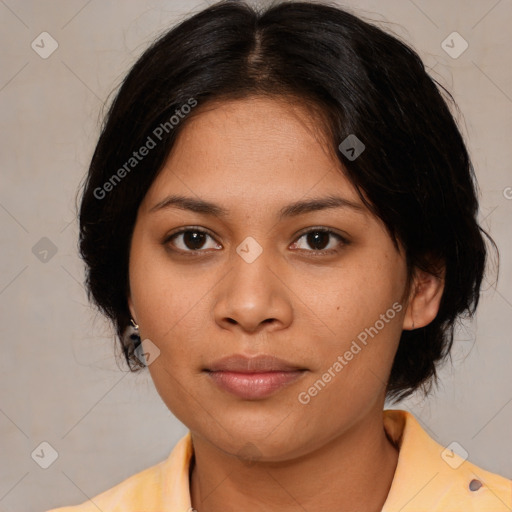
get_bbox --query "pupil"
[182,231,330,251]
[184,231,206,250]
[308,231,329,250]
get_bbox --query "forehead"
[141,96,363,214]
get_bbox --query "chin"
[202,420,310,462]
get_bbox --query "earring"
[129,318,145,367]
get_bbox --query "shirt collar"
[162,409,511,511]
[381,409,511,511]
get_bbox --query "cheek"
[312,254,405,336]
[128,240,226,380]
[295,307,403,424]
[133,274,211,354]
[129,233,200,342]
[299,253,405,386]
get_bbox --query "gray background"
[0,1,511,511]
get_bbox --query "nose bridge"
[229,234,276,302]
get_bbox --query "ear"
[402,266,445,330]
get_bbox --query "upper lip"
[206,354,306,373]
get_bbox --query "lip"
[206,354,306,373]
[204,354,307,400]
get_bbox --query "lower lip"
[207,370,305,399]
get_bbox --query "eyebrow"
[148,193,366,219]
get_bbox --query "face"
[128,96,412,461]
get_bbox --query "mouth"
[204,354,308,400]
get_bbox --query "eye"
[163,226,348,257]
[164,227,221,254]
[290,228,348,255]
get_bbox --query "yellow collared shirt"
[46,409,512,511]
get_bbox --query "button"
[469,479,483,491]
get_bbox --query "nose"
[213,241,293,334]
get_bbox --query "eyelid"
[294,225,348,240]
[291,226,349,254]
[163,226,220,253]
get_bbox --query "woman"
[46,1,511,511]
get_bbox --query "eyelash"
[162,226,348,257]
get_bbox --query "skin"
[127,96,444,512]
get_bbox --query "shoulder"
[44,460,167,512]
[382,409,512,511]
[44,431,193,512]
[452,455,512,507]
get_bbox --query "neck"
[189,410,399,512]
